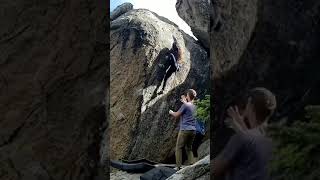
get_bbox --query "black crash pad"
[110,160,155,173]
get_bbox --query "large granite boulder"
[175,0,210,49]
[0,0,107,179]
[110,8,210,162]
[197,139,210,160]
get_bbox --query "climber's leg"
[160,67,176,93]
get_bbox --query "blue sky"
[110,0,196,39]
[111,0,135,11]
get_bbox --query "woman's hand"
[169,109,182,119]
[180,95,187,103]
[227,106,248,132]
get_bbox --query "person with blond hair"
[169,89,197,170]
[213,87,277,180]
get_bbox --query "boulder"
[210,0,259,78]
[110,8,210,162]
[197,139,210,159]
[175,0,256,51]
[0,0,107,179]
[175,0,210,49]
[166,155,210,180]
[110,3,134,21]
[209,0,259,156]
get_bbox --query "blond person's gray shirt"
[217,128,273,180]
[177,102,196,131]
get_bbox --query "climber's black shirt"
[166,53,178,71]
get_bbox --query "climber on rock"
[212,87,277,180]
[157,37,183,95]
[169,89,197,170]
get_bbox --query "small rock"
[111,3,134,21]
[166,155,210,180]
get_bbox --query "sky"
[110,0,196,39]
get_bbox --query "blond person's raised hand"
[227,106,248,132]
[180,95,187,104]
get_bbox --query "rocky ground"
[167,155,210,180]
[110,169,142,180]
[109,155,210,180]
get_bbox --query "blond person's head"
[186,89,197,101]
[244,87,277,124]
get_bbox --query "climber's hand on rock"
[169,110,174,115]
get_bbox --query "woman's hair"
[247,87,277,123]
[171,42,183,63]
[187,89,197,100]
[177,47,183,63]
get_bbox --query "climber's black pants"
[162,66,176,90]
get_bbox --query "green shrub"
[269,105,320,180]
[195,95,210,123]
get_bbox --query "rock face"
[166,155,210,180]
[210,0,259,78]
[110,8,210,162]
[197,139,210,159]
[211,0,320,155]
[175,0,257,51]
[175,0,210,49]
[0,0,107,180]
[110,2,133,21]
